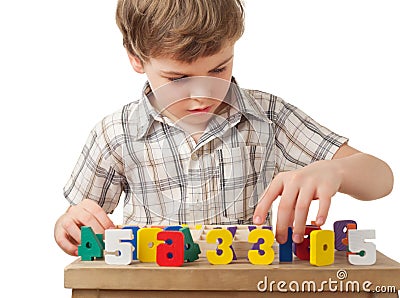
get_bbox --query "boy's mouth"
[188,106,212,113]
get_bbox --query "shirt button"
[195,202,202,210]
[191,153,198,161]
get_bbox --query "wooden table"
[65,251,400,297]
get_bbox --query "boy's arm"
[54,199,115,256]
[253,143,393,244]
[56,111,126,256]
[331,144,393,200]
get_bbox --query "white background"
[0,1,399,296]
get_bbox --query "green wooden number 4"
[180,227,201,262]
[78,226,105,261]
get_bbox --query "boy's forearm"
[334,152,393,201]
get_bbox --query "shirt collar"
[134,77,271,139]
[134,82,160,139]
[228,77,271,123]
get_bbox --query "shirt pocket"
[216,145,266,220]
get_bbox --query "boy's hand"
[253,159,342,244]
[54,199,115,256]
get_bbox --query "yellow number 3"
[206,229,233,264]
[248,229,275,265]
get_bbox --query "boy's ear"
[127,51,145,74]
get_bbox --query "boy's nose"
[189,82,212,100]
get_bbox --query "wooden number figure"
[122,226,140,260]
[226,226,238,260]
[180,227,201,262]
[163,226,182,231]
[310,230,335,266]
[333,220,357,251]
[248,226,272,253]
[248,228,275,265]
[156,231,184,267]
[137,227,163,262]
[279,227,293,262]
[206,229,233,264]
[104,229,133,265]
[294,225,320,260]
[348,229,376,265]
[341,223,358,256]
[78,226,104,261]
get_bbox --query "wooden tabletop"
[65,251,400,296]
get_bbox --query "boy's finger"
[253,177,284,224]
[63,215,84,245]
[292,187,314,243]
[315,194,331,226]
[81,199,115,229]
[288,210,295,229]
[55,229,78,256]
[69,205,105,235]
[275,186,298,244]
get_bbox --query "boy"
[54,0,393,256]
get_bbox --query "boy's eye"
[168,76,187,82]
[166,67,226,82]
[211,67,226,74]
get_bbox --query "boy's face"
[128,45,234,129]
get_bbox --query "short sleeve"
[63,114,127,213]
[272,96,348,172]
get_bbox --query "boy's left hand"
[253,159,342,244]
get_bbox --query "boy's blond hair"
[116,0,245,63]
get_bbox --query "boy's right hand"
[54,199,115,256]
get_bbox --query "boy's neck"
[173,120,207,144]
[191,132,203,144]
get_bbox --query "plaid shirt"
[64,79,348,226]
